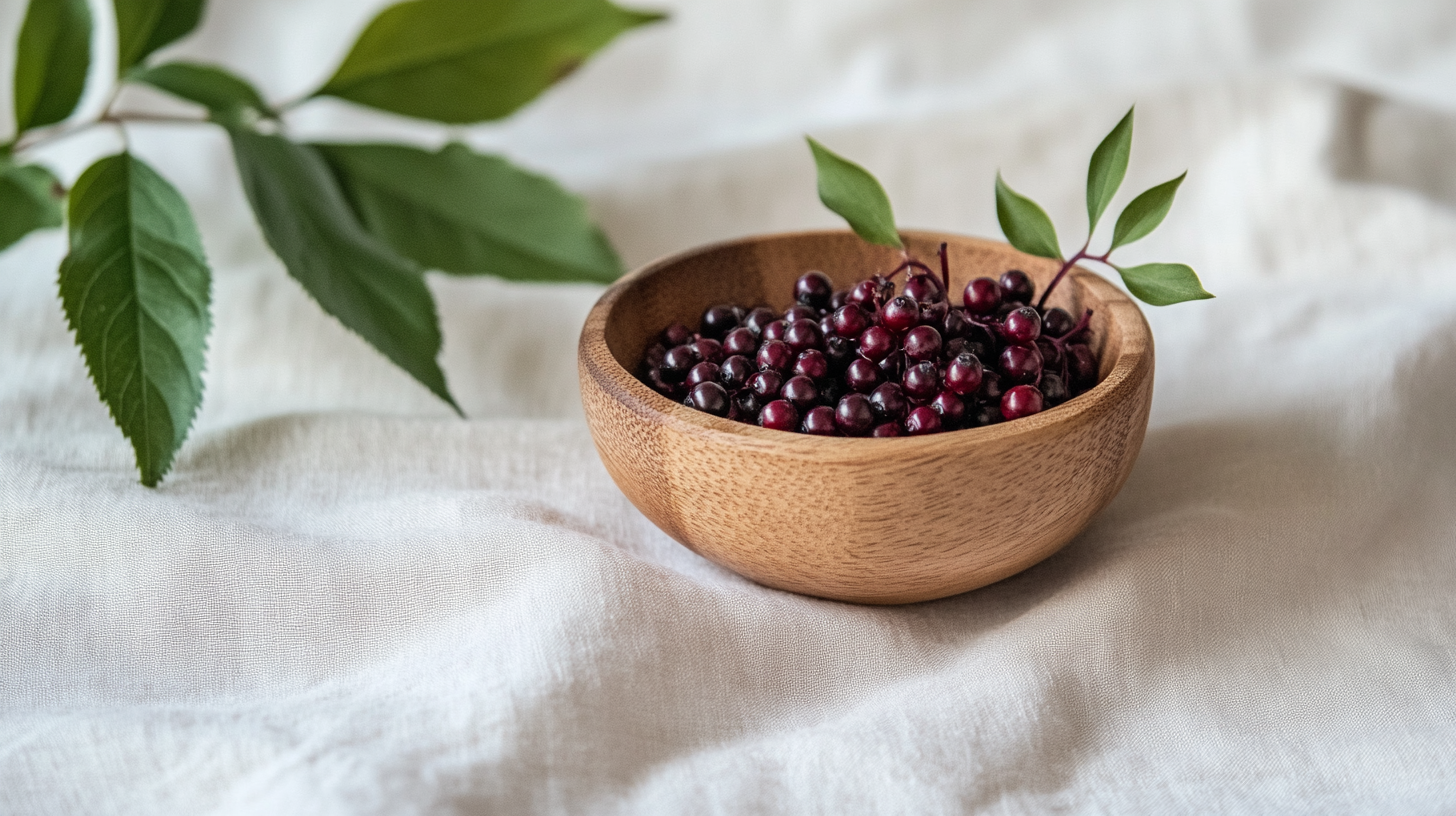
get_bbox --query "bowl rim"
[580,229,1152,464]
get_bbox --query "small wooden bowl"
[578,231,1153,604]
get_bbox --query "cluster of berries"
[638,248,1099,436]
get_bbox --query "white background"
[3,0,1455,813]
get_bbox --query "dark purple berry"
[802,405,837,435]
[848,279,881,309]
[719,355,754,390]
[882,295,919,333]
[857,325,895,362]
[877,349,906,381]
[918,300,949,328]
[759,399,799,431]
[819,315,836,339]
[663,322,694,347]
[644,343,667,369]
[1067,344,1098,389]
[903,325,942,362]
[729,389,762,422]
[700,305,739,339]
[963,278,1002,315]
[662,345,696,381]
[784,305,819,325]
[869,383,908,421]
[903,360,939,401]
[780,375,819,409]
[722,327,757,357]
[824,335,854,370]
[978,370,1004,401]
[930,391,965,427]
[646,367,677,395]
[686,382,729,416]
[904,406,942,435]
[762,319,788,342]
[903,273,944,304]
[835,393,875,436]
[794,270,834,309]
[871,422,902,437]
[1042,307,1076,338]
[757,339,793,372]
[1035,338,1062,370]
[829,290,850,310]
[845,358,881,393]
[1001,384,1044,419]
[1040,372,1069,406]
[1002,307,1041,345]
[784,319,824,353]
[687,361,720,387]
[793,349,829,380]
[748,370,783,399]
[693,337,725,364]
[945,352,983,395]
[942,308,971,340]
[999,344,1043,384]
[971,403,1002,427]
[819,377,845,406]
[832,304,870,337]
[743,307,777,336]
[999,270,1034,304]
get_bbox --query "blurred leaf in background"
[1,0,664,485]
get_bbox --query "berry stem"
[938,242,950,296]
[1036,241,1111,310]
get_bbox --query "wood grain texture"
[578,231,1154,605]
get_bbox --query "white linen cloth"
[3,0,1456,812]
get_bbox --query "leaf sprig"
[805,108,1213,309]
[995,107,1212,308]
[1,0,664,485]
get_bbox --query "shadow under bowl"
[578,231,1153,604]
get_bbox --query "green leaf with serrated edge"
[1086,106,1133,233]
[1110,172,1186,251]
[316,0,665,124]
[130,62,270,122]
[1115,262,1213,306]
[59,154,211,486]
[227,128,459,413]
[14,0,92,131]
[115,0,206,72]
[995,172,1060,260]
[317,142,620,282]
[0,161,64,250]
[805,136,901,248]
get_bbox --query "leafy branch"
[1,0,664,486]
[805,106,1213,309]
[994,107,1212,307]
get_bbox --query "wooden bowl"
[578,231,1153,604]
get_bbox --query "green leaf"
[995,172,1060,260]
[316,0,665,124]
[1115,262,1213,306]
[114,0,206,72]
[58,153,211,486]
[129,62,270,123]
[0,159,64,251]
[13,0,93,132]
[227,128,459,412]
[317,142,621,283]
[805,136,901,249]
[1086,106,1133,233]
[1110,172,1186,251]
